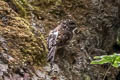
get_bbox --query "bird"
[47,19,77,66]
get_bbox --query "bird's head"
[61,19,77,31]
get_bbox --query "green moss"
[14,17,48,65]
[29,0,62,9]
[9,0,62,19]
[0,13,48,66]
[11,0,27,17]
[0,0,49,66]
[10,0,34,18]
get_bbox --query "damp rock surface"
[0,0,120,80]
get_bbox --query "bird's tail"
[47,31,58,65]
[47,46,57,63]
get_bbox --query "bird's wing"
[56,30,73,46]
[47,30,59,63]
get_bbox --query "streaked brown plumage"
[47,19,76,64]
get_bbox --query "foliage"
[91,53,120,68]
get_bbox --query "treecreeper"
[47,19,77,67]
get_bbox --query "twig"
[103,65,112,80]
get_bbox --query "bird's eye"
[69,22,75,25]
